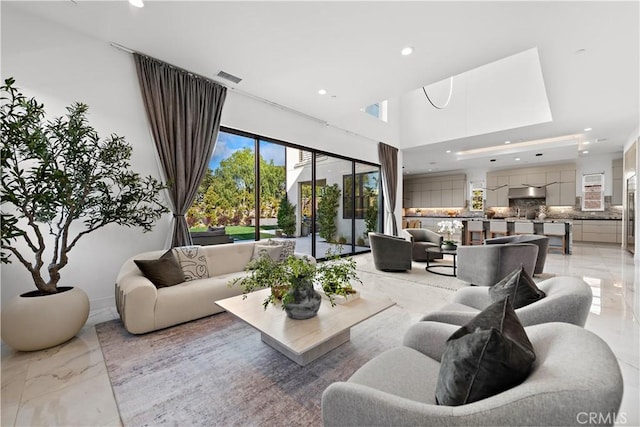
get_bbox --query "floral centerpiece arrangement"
[437,220,463,248]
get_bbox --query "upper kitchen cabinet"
[612,158,623,205]
[487,163,576,207]
[560,170,577,206]
[402,174,466,208]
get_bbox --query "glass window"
[189,127,381,259]
[258,140,287,239]
[188,131,257,241]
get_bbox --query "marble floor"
[1,242,639,427]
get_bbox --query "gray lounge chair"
[321,322,622,426]
[456,243,538,286]
[402,228,443,262]
[421,275,593,327]
[484,234,549,275]
[368,232,412,272]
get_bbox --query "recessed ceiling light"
[318,89,327,95]
[583,141,591,145]
[401,47,413,56]
[446,150,451,153]
[584,127,592,132]
[582,150,589,154]
[514,157,521,161]
[129,0,144,7]
[504,140,511,144]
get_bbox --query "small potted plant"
[437,220,463,250]
[229,246,361,318]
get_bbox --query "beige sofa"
[115,240,299,334]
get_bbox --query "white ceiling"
[5,1,639,176]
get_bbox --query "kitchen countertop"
[403,215,621,221]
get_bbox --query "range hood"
[508,187,546,199]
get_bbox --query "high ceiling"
[4,1,639,175]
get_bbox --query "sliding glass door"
[190,127,382,260]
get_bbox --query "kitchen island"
[460,219,573,254]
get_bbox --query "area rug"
[96,305,415,427]
[354,252,468,291]
[353,253,554,289]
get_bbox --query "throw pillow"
[134,250,184,288]
[172,246,209,281]
[435,297,536,406]
[207,226,226,236]
[489,265,546,309]
[251,243,283,263]
[267,239,296,262]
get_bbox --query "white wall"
[1,5,395,309]
[575,153,621,197]
[1,6,172,310]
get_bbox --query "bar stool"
[514,221,534,235]
[489,221,508,238]
[543,223,566,254]
[466,221,485,245]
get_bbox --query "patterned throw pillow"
[251,243,283,263]
[267,239,296,262]
[171,246,209,281]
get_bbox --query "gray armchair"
[485,234,549,275]
[321,322,623,426]
[368,232,412,272]
[457,243,538,286]
[402,228,443,262]
[421,276,593,327]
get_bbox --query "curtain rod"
[110,42,379,143]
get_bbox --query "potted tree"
[363,200,378,246]
[0,78,168,351]
[276,194,296,237]
[317,184,340,242]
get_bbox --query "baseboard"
[91,295,116,311]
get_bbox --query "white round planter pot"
[1,286,90,352]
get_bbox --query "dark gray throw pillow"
[435,298,536,406]
[134,250,185,288]
[489,265,546,309]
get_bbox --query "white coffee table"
[216,288,395,366]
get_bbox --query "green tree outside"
[188,148,285,229]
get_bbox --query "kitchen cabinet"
[579,220,619,243]
[487,164,576,208]
[571,220,582,241]
[560,170,576,206]
[402,174,466,208]
[486,176,498,206]
[559,181,576,206]
[612,158,623,205]
[441,189,452,207]
[496,176,509,206]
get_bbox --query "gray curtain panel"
[134,54,227,247]
[378,142,399,236]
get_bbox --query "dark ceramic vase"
[441,243,457,251]
[284,278,321,320]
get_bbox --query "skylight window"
[363,100,388,122]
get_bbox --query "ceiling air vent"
[216,70,242,84]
